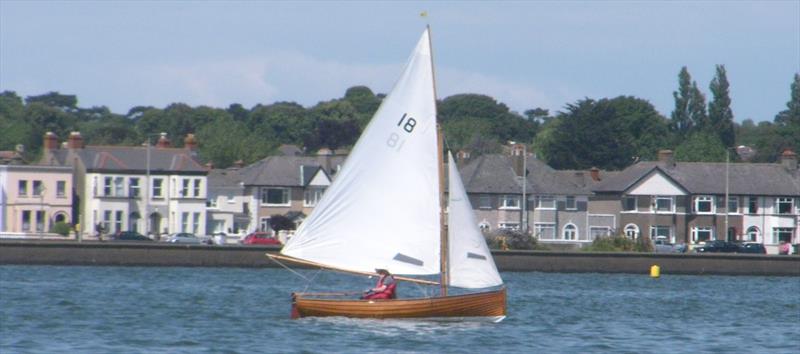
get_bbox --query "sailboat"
[268,27,506,321]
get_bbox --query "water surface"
[1,266,798,353]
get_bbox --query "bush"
[50,222,71,237]
[582,234,653,252]
[486,229,549,250]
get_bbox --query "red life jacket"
[364,275,397,300]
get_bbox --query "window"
[35,210,45,232]
[114,210,123,233]
[152,178,163,198]
[536,196,555,209]
[104,177,113,196]
[193,179,201,197]
[694,196,713,213]
[304,188,324,207]
[103,210,112,232]
[776,198,793,214]
[114,177,124,197]
[624,224,639,238]
[623,196,637,212]
[654,196,673,212]
[534,223,555,240]
[262,188,290,206]
[500,195,520,209]
[181,179,190,197]
[129,178,140,198]
[18,180,28,196]
[745,226,760,242]
[563,224,577,240]
[773,228,793,244]
[748,197,758,214]
[21,210,31,231]
[260,217,271,232]
[499,222,519,230]
[650,225,672,243]
[565,196,576,210]
[478,195,491,209]
[54,181,65,198]
[692,226,714,243]
[192,212,200,234]
[727,196,739,214]
[181,212,189,232]
[33,180,44,196]
[589,227,611,240]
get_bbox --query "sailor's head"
[375,268,391,276]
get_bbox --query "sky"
[1,1,798,123]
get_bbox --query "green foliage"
[708,65,735,147]
[485,229,548,250]
[582,235,653,252]
[674,131,727,162]
[197,116,275,168]
[269,214,296,232]
[535,96,671,170]
[50,221,72,237]
[670,66,693,137]
[438,94,537,151]
[688,81,708,131]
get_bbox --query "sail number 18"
[386,113,416,151]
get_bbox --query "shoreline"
[1,240,798,276]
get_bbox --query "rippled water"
[1,266,798,353]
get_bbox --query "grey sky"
[1,1,798,122]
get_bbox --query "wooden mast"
[427,24,448,297]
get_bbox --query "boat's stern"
[290,293,300,319]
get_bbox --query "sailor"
[361,268,397,300]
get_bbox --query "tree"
[439,94,536,151]
[343,86,381,128]
[708,65,735,147]
[670,67,693,137]
[674,131,727,162]
[775,73,800,126]
[688,81,708,131]
[269,214,296,232]
[197,116,274,168]
[534,96,671,170]
[25,92,78,112]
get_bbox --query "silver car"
[164,232,202,244]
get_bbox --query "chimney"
[205,161,214,170]
[658,149,674,167]
[590,167,601,181]
[156,132,170,148]
[67,131,84,149]
[233,160,244,169]
[509,142,526,177]
[184,133,198,151]
[781,149,797,171]
[43,132,58,150]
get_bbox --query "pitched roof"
[458,154,603,195]
[207,168,244,190]
[594,161,800,196]
[239,154,346,187]
[47,146,207,174]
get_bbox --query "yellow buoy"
[650,264,661,278]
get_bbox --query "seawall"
[1,240,798,276]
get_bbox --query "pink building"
[0,164,73,236]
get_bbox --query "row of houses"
[1,132,798,253]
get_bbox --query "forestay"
[281,29,441,275]
[446,153,504,288]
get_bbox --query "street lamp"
[39,185,46,239]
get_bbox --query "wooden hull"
[292,288,506,321]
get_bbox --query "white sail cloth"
[281,29,441,275]
[447,153,504,288]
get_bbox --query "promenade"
[1,240,797,276]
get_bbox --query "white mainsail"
[281,29,441,275]
[447,153,504,288]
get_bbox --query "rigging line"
[302,268,324,293]
[268,253,311,282]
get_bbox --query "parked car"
[241,232,281,245]
[653,237,686,253]
[163,232,202,244]
[737,242,767,254]
[112,231,152,241]
[694,240,739,253]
